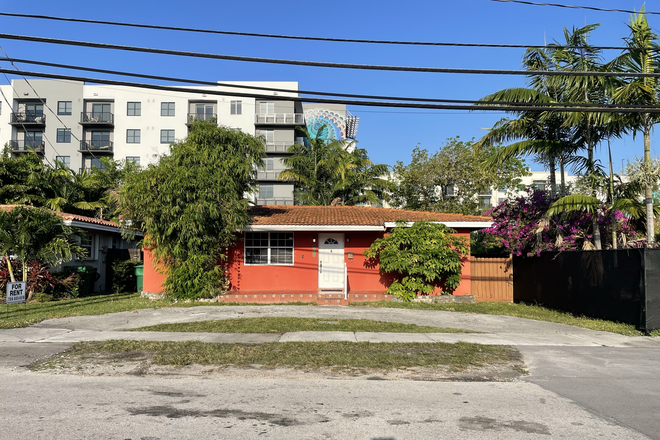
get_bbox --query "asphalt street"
[1,305,658,439]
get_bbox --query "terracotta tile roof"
[248,205,490,227]
[0,205,121,229]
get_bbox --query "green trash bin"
[134,265,144,292]
[65,265,97,296]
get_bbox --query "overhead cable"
[0,11,633,50]
[1,33,659,77]
[492,0,660,15]
[2,57,642,109]
[3,67,660,113]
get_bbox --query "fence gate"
[470,256,513,302]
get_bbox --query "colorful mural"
[303,109,347,141]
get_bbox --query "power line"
[3,67,660,113]
[491,0,660,15]
[0,47,100,164]
[1,33,659,77]
[0,11,633,50]
[2,57,646,109]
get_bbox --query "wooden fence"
[470,256,513,302]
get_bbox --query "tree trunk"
[548,157,557,198]
[608,140,617,249]
[5,255,15,283]
[645,122,655,245]
[560,158,566,196]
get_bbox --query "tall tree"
[611,10,660,244]
[279,129,388,206]
[119,121,265,299]
[391,137,529,215]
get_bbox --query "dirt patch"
[29,350,526,382]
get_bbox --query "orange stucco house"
[143,205,492,304]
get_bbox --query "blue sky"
[0,0,656,173]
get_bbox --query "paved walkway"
[1,305,659,348]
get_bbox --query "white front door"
[318,233,345,289]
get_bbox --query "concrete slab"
[354,332,434,343]
[279,331,357,342]
[425,333,516,345]
[201,333,281,344]
[0,327,72,343]
[494,333,603,346]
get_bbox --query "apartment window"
[244,232,293,265]
[259,184,273,199]
[55,156,70,168]
[90,157,106,170]
[127,102,141,116]
[25,131,43,147]
[161,102,175,116]
[259,102,274,114]
[57,101,72,115]
[0,101,2,114]
[498,198,507,204]
[126,129,141,144]
[230,100,242,115]
[265,158,274,171]
[258,129,274,143]
[479,196,492,209]
[56,128,71,143]
[532,180,545,191]
[126,156,141,166]
[160,129,175,143]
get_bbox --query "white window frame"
[230,100,242,115]
[244,232,294,266]
[259,102,274,115]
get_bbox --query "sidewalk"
[1,305,659,348]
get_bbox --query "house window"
[244,232,293,265]
[230,100,242,115]
[76,234,95,260]
[55,156,70,168]
[126,156,140,165]
[56,128,71,143]
[160,129,175,143]
[126,129,141,143]
[532,180,545,191]
[259,185,273,199]
[479,196,492,209]
[57,101,72,115]
[259,102,274,115]
[161,102,175,116]
[127,102,141,116]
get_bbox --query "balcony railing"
[10,140,45,153]
[10,113,46,125]
[257,171,283,181]
[255,198,295,206]
[80,112,114,125]
[263,140,304,153]
[186,113,217,124]
[254,113,305,125]
[79,140,114,153]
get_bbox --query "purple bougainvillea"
[482,189,642,256]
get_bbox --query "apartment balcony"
[9,140,44,154]
[254,113,304,125]
[10,113,46,126]
[255,198,294,206]
[80,112,114,126]
[79,140,114,154]
[263,140,304,153]
[186,113,217,125]
[257,171,283,181]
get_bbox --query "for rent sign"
[6,282,26,304]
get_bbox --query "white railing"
[263,140,304,153]
[255,113,305,124]
[257,171,281,180]
[255,198,294,206]
[344,262,348,300]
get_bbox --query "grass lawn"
[33,340,518,372]
[354,301,658,337]
[133,317,473,334]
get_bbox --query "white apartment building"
[478,170,578,210]
[0,79,358,206]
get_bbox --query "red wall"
[143,229,472,297]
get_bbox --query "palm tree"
[610,10,660,244]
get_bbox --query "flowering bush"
[483,189,640,256]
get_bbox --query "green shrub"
[112,260,139,293]
[364,221,469,301]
